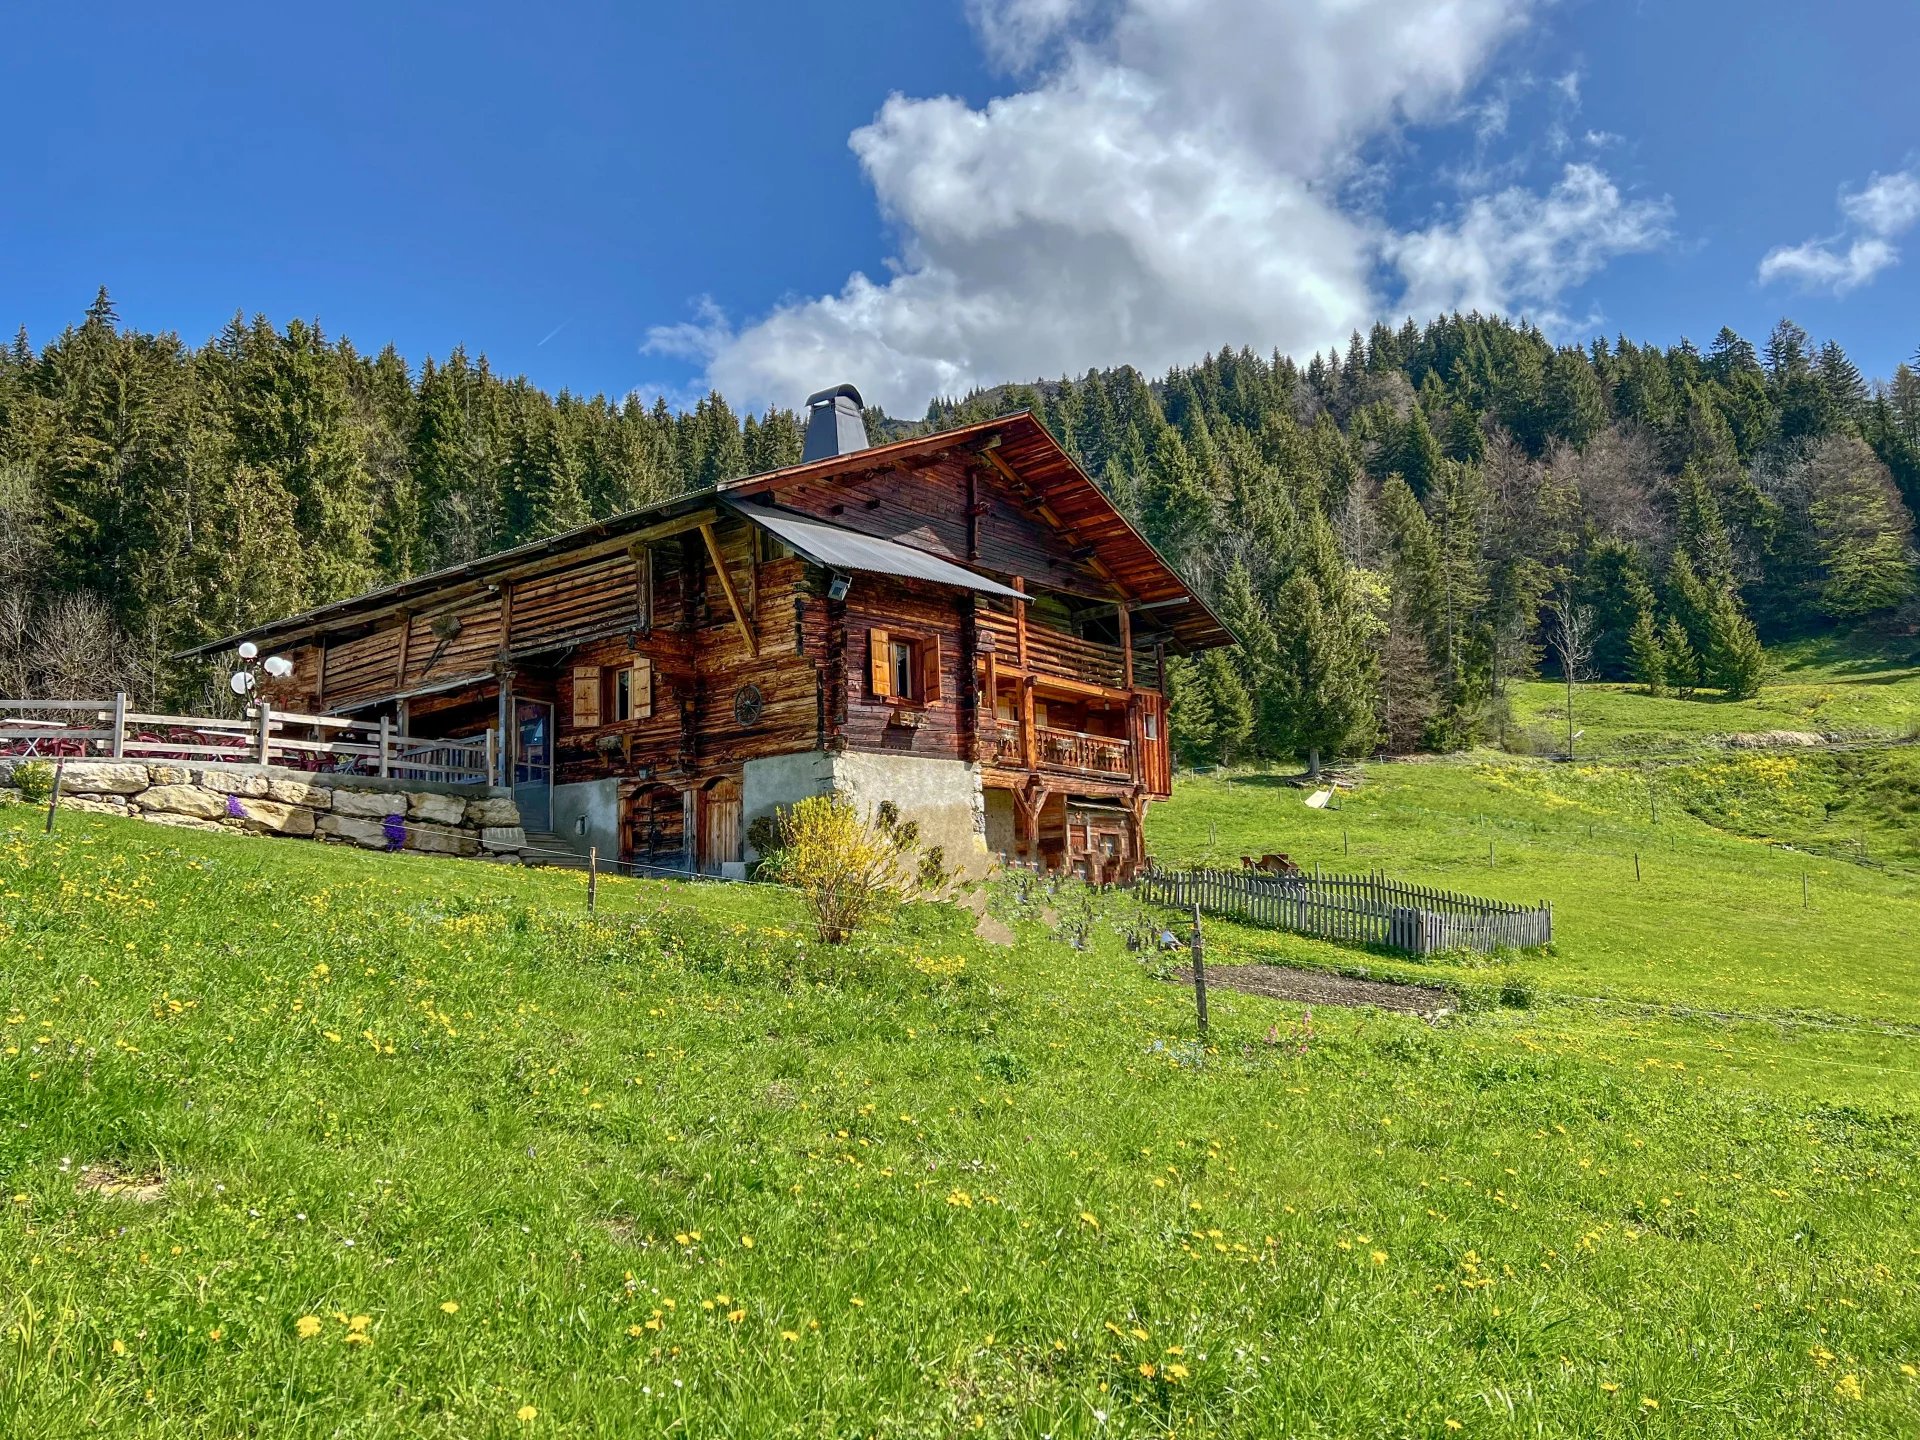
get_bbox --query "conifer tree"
[1627,608,1667,695]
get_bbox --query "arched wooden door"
[697,774,742,875]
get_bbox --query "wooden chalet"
[188,387,1232,881]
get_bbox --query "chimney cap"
[805,383,864,410]
[801,382,870,462]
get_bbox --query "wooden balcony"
[981,723,1132,781]
[977,610,1157,693]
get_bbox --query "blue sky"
[5,1,1916,416]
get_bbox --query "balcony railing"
[982,723,1132,779]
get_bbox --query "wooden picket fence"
[1134,865,1551,957]
[0,695,495,786]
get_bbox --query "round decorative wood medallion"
[732,683,765,726]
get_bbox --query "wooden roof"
[723,412,1234,651]
[185,411,1232,659]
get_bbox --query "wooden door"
[698,775,742,874]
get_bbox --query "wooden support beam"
[699,522,758,657]
[1013,576,1029,670]
[1020,676,1037,772]
[1117,602,1133,690]
[394,613,412,686]
[500,583,514,651]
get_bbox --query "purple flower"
[225,794,245,820]
[383,813,406,851]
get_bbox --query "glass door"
[513,699,553,832]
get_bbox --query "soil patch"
[1166,964,1449,1016]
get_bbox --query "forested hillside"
[3,289,1916,762]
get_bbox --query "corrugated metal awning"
[734,504,1028,601]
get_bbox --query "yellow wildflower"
[516,1405,538,1422]
[440,1301,459,1314]
[295,1316,322,1339]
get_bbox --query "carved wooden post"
[110,692,127,759]
[377,715,391,778]
[255,706,274,765]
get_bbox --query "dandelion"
[1833,1374,1863,1402]
[1371,1250,1388,1265]
[516,1405,539,1422]
[740,1234,755,1249]
[1138,1363,1156,1378]
[781,1330,800,1342]
[1640,1397,1659,1410]
[1164,1364,1189,1381]
[342,1331,371,1347]
[726,1308,745,1323]
[440,1301,459,1314]
[295,1316,322,1339]
[347,1315,371,1333]
[111,1339,127,1356]
[626,1324,645,1338]
[1445,1422,1462,1432]
[1079,1211,1100,1230]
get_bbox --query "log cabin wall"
[551,520,829,787]
[840,575,969,760]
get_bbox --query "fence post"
[255,706,273,765]
[378,715,391,778]
[1190,900,1208,1040]
[45,760,63,835]
[111,692,127,759]
[588,846,599,915]
[485,727,498,787]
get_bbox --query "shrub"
[13,759,54,803]
[760,795,939,944]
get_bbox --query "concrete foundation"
[741,750,992,877]
[550,778,622,860]
[982,786,1018,862]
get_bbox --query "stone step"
[519,832,593,870]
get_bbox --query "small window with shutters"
[867,627,943,705]
[602,658,654,723]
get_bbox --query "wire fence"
[1132,865,1551,957]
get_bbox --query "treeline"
[3,291,1917,766]
[0,290,802,704]
[925,315,1920,764]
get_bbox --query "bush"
[759,795,941,944]
[12,759,54,803]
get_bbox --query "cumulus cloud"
[1389,164,1672,326]
[1759,168,1920,296]
[653,0,1672,414]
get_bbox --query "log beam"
[699,522,758,658]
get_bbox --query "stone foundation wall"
[0,760,524,862]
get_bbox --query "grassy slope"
[1504,634,1920,755]
[3,805,1919,1437]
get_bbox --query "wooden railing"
[1136,866,1552,957]
[1,695,495,786]
[979,612,1154,692]
[980,722,1132,779]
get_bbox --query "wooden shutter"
[869,628,891,698]
[630,658,653,719]
[921,635,943,704]
[571,665,602,728]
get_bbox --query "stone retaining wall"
[0,760,524,862]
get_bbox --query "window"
[868,627,942,705]
[571,660,653,729]
[1144,710,1159,741]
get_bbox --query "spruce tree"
[1627,608,1667,695]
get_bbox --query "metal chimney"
[801,383,869,462]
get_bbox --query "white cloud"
[1759,167,1920,296]
[655,0,1672,414]
[1388,163,1672,326]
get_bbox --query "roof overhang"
[732,502,1027,601]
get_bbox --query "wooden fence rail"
[1133,865,1551,957]
[1,694,495,786]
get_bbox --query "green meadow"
[4,683,1920,1437]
